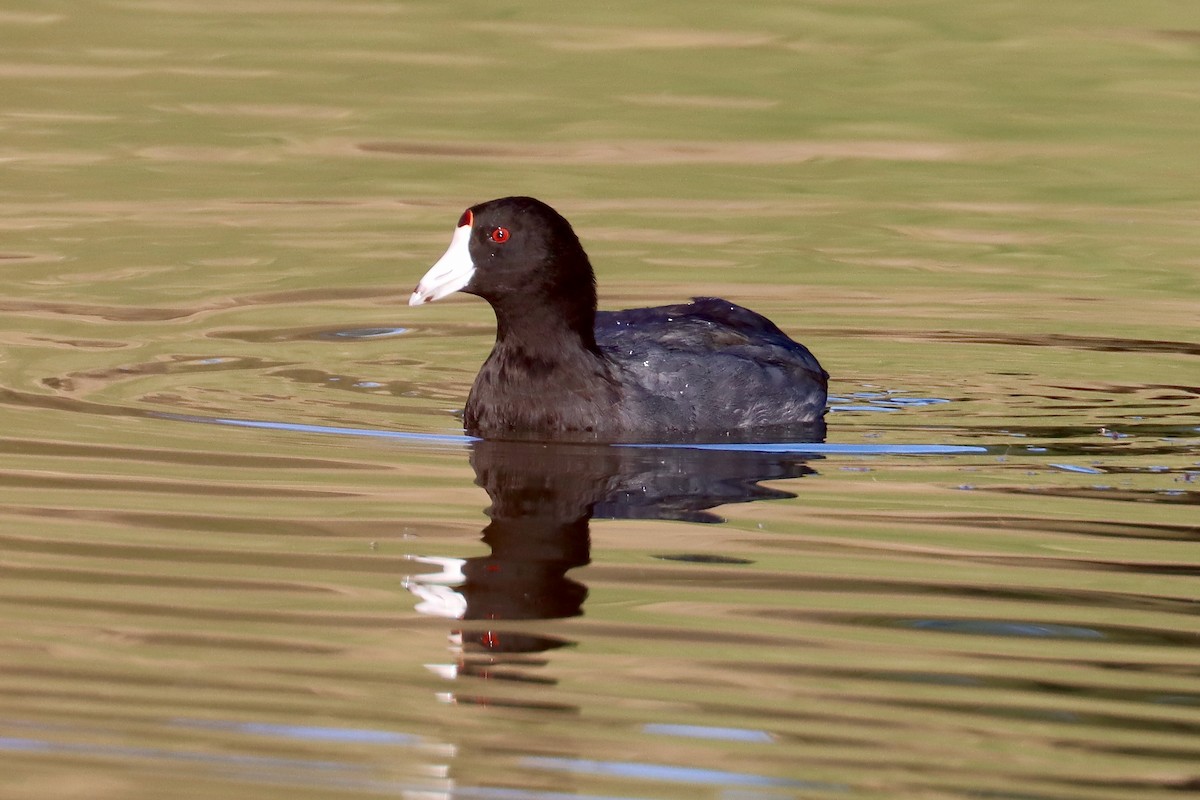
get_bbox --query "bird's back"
[596,297,828,433]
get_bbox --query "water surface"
[2,2,1199,799]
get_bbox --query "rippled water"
[3,2,1199,799]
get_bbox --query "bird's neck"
[491,291,600,360]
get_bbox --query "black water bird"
[410,196,828,440]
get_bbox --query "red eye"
[489,226,510,243]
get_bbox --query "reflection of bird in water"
[408,438,822,702]
[408,437,821,625]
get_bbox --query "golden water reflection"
[3,0,1200,796]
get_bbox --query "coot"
[409,196,828,440]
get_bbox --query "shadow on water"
[406,436,823,700]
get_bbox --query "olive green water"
[2,2,1199,798]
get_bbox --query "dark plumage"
[410,196,828,441]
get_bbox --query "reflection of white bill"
[404,555,468,584]
[405,581,467,619]
[404,555,469,619]
[424,663,459,680]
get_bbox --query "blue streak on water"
[159,414,988,455]
[909,620,1105,639]
[643,723,774,743]
[2,734,660,799]
[885,397,951,406]
[325,327,410,339]
[521,756,846,791]
[442,789,658,800]
[1049,463,1105,474]
[9,724,700,799]
[629,442,988,455]
[174,718,421,745]
[829,394,950,414]
[157,413,477,447]
[0,737,50,752]
[208,416,473,446]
